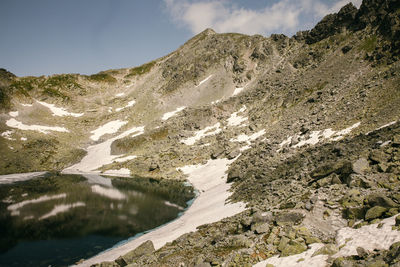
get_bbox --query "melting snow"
[9,111,19,117]
[230,130,266,143]
[36,100,84,117]
[65,126,144,173]
[181,123,222,146]
[278,122,361,150]
[1,130,14,140]
[115,100,136,112]
[253,243,328,267]
[115,93,125,97]
[6,118,69,134]
[232,87,244,96]
[161,106,186,121]
[21,103,32,107]
[114,155,137,163]
[0,172,47,185]
[254,214,400,267]
[103,168,131,176]
[20,137,27,141]
[227,106,248,127]
[197,75,212,87]
[77,158,246,266]
[90,120,128,141]
[40,202,86,220]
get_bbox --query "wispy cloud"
[163,0,362,36]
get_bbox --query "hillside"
[1,0,400,266]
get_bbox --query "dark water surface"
[0,173,194,267]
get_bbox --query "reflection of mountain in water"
[0,173,194,267]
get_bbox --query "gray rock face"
[115,240,155,266]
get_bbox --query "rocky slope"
[1,0,400,266]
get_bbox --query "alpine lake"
[0,173,195,267]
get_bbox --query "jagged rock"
[115,240,155,266]
[306,3,357,44]
[365,206,387,221]
[364,193,397,208]
[331,257,354,267]
[312,244,339,256]
[386,241,400,264]
[352,158,370,174]
[357,247,369,258]
[275,212,304,226]
[370,151,390,164]
[251,223,270,234]
[280,240,307,257]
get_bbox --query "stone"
[194,263,212,267]
[275,212,304,226]
[393,135,400,147]
[365,193,397,208]
[312,244,339,256]
[356,246,369,258]
[352,158,370,174]
[115,240,155,266]
[386,241,400,263]
[396,215,400,226]
[331,257,354,267]
[370,151,389,164]
[251,223,270,234]
[365,206,387,221]
[280,240,307,257]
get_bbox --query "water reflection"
[0,173,194,267]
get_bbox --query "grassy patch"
[87,73,117,83]
[359,35,377,52]
[125,61,156,78]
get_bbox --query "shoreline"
[75,158,246,266]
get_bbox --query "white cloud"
[164,0,362,36]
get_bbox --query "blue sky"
[0,0,361,77]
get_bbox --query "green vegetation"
[87,73,117,83]
[359,35,377,52]
[125,61,156,78]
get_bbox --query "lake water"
[0,173,194,267]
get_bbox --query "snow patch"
[197,75,212,87]
[335,214,400,257]
[6,118,69,134]
[1,130,14,140]
[90,120,128,141]
[0,172,47,185]
[114,155,137,163]
[9,111,19,117]
[161,106,186,121]
[227,106,248,127]
[39,202,85,220]
[230,129,266,144]
[20,137,27,141]
[36,100,83,117]
[21,103,32,107]
[115,93,125,97]
[65,126,144,173]
[181,123,221,146]
[253,243,328,267]
[232,87,244,96]
[278,122,361,150]
[103,168,131,176]
[115,100,136,112]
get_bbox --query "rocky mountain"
[1,0,400,266]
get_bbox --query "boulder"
[115,240,155,266]
[352,158,370,174]
[275,212,304,226]
[365,193,397,208]
[280,240,307,257]
[365,206,387,221]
